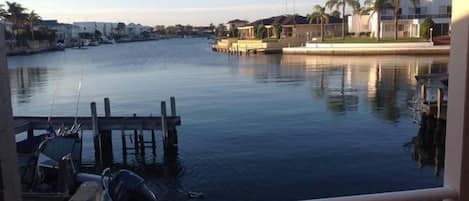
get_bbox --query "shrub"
[420,17,434,39]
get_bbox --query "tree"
[308,5,330,42]
[351,0,370,36]
[25,10,41,40]
[331,10,341,18]
[255,25,266,39]
[325,0,355,39]
[391,0,401,40]
[420,17,434,40]
[0,4,8,19]
[364,0,391,41]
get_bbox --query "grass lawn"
[314,37,428,43]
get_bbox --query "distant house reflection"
[9,67,51,104]
[237,55,449,119]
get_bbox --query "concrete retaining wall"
[305,42,434,48]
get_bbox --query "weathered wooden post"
[168,97,178,150]
[133,113,139,154]
[27,128,34,139]
[437,88,444,119]
[101,98,113,166]
[91,102,102,168]
[161,101,168,150]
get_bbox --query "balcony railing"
[302,187,458,201]
[381,14,452,20]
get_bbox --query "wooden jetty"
[14,97,181,168]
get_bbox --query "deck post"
[139,128,145,155]
[0,24,22,201]
[151,129,156,156]
[161,101,168,150]
[170,97,177,116]
[133,113,139,154]
[91,102,102,168]
[101,97,113,166]
[121,129,127,157]
[27,128,34,139]
[444,2,469,200]
[168,98,179,150]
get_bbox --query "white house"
[73,22,118,37]
[349,0,452,38]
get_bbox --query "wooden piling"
[101,98,113,166]
[161,101,168,149]
[437,88,444,119]
[133,113,139,154]
[91,102,103,168]
[170,97,176,116]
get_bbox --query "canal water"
[8,38,448,201]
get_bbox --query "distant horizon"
[12,0,330,26]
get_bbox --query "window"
[398,24,405,31]
[384,24,393,32]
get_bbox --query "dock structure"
[13,97,181,169]
[414,73,448,120]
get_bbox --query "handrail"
[301,187,458,201]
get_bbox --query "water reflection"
[405,115,445,176]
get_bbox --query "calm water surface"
[9,38,448,201]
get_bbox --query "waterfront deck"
[14,97,181,167]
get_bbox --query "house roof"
[245,14,343,26]
[227,19,249,24]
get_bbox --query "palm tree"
[325,0,355,40]
[26,10,41,40]
[6,1,27,36]
[364,0,390,41]
[308,5,330,42]
[391,0,401,40]
[351,0,370,36]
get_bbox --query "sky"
[12,0,326,26]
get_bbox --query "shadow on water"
[405,115,446,176]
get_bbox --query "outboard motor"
[102,168,157,201]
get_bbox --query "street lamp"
[429,27,433,42]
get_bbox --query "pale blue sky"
[13,0,326,26]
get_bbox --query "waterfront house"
[349,0,452,38]
[238,14,343,41]
[36,20,78,47]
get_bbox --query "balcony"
[381,14,452,20]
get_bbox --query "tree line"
[0,1,55,44]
